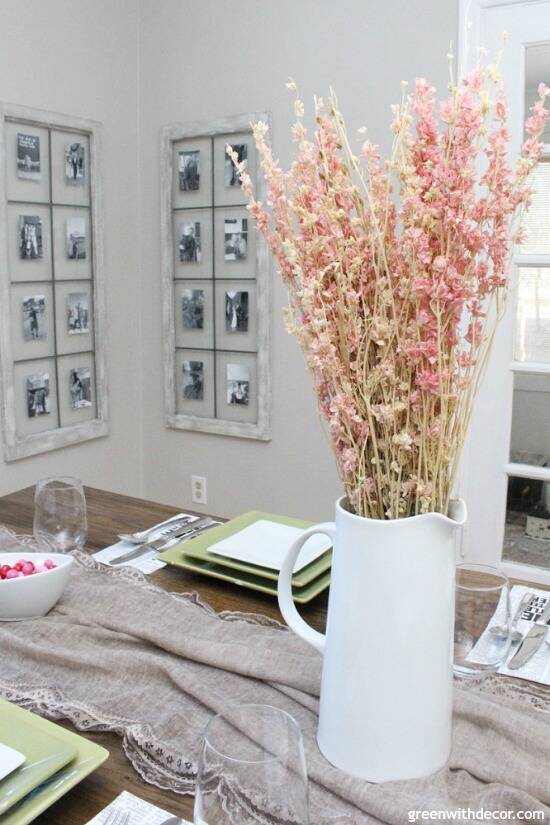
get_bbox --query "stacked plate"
[159,511,332,603]
[0,699,107,825]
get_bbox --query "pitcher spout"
[447,497,467,528]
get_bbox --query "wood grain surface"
[0,485,328,824]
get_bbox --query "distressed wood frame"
[160,112,272,440]
[0,102,108,461]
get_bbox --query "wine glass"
[194,704,309,825]
[454,563,512,679]
[33,477,87,553]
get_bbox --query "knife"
[507,597,550,670]
[109,533,183,565]
[109,518,214,565]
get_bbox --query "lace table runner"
[1,530,549,824]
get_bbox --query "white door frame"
[458,0,550,585]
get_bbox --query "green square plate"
[159,511,332,587]
[0,700,108,825]
[0,713,76,815]
[160,551,331,603]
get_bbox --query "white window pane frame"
[512,263,550,364]
[520,153,550,254]
[0,103,108,461]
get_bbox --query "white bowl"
[0,552,74,621]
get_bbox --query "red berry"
[0,558,59,580]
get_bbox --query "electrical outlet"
[191,475,207,505]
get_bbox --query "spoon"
[490,591,533,643]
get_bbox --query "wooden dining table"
[0,485,330,824]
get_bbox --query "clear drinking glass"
[33,477,87,552]
[194,704,309,825]
[454,563,512,679]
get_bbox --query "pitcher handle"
[277,522,336,654]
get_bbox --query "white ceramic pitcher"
[277,496,467,783]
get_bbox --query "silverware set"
[110,516,218,566]
[490,590,532,643]
[488,590,550,671]
[508,596,550,670]
[117,513,196,544]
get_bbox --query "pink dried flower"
[228,56,550,519]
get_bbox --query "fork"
[490,590,533,643]
[105,810,130,825]
[117,513,194,544]
[110,518,216,565]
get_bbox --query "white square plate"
[209,520,331,572]
[0,743,25,782]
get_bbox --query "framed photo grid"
[0,103,108,461]
[161,113,271,440]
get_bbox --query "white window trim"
[458,0,550,583]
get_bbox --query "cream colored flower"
[294,99,305,118]
[392,431,413,451]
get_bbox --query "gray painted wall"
[0,0,458,524]
[138,0,458,521]
[0,0,143,498]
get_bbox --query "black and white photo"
[225,143,247,187]
[22,295,46,341]
[225,290,248,332]
[17,133,41,180]
[67,292,90,335]
[26,373,50,417]
[224,217,248,261]
[70,367,92,409]
[178,150,200,191]
[226,363,249,406]
[19,215,43,260]
[179,221,201,262]
[65,142,85,183]
[66,217,86,259]
[182,289,204,329]
[182,360,204,400]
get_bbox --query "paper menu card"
[0,742,25,782]
[86,790,191,823]
[93,541,168,574]
[208,519,331,572]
